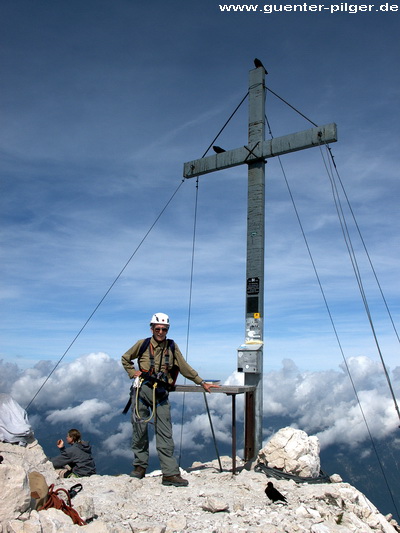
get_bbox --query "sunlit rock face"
[1,437,399,533]
[258,426,321,478]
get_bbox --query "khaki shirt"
[121,337,204,386]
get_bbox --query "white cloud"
[262,356,400,448]
[45,399,113,434]
[10,352,127,410]
[3,352,400,457]
[0,359,22,394]
[102,422,133,459]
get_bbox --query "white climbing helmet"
[150,313,170,327]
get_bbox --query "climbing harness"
[122,338,179,419]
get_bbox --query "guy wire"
[25,178,186,411]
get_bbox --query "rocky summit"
[1,428,400,533]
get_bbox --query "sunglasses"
[154,327,168,332]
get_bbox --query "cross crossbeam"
[183,123,337,178]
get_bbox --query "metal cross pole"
[183,64,337,460]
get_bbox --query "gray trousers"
[131,382,180,476]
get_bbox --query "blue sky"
[1,6,400,516]
[1,0,400,439]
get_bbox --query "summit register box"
[237,344,263,373]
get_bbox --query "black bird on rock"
[212,145,226,154]
[265,481,287,503]
[254,58,268,73]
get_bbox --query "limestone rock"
[0,439,58,485]
[130,524,166,533]
[6,511,42,533]
[258,426,321,478]
[166,515,187,531]
[1,430,399,533]
[201,496,229,513]
[38,507,83,532]
[0,464,30,523]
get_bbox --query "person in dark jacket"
[50,428,96,477]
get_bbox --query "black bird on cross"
[254,58,268,73]
[212,145,226,154]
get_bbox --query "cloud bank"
[2,351,399,459]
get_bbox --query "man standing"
[121,312,218,487]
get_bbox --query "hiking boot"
[162,474,189,487]
[130,466,146,479]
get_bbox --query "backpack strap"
[138,338,151,364]
[139,338,175,374]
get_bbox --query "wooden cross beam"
[183,123,337,179]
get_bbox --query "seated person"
[50,428,96,477]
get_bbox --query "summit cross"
[183,63,337,458]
